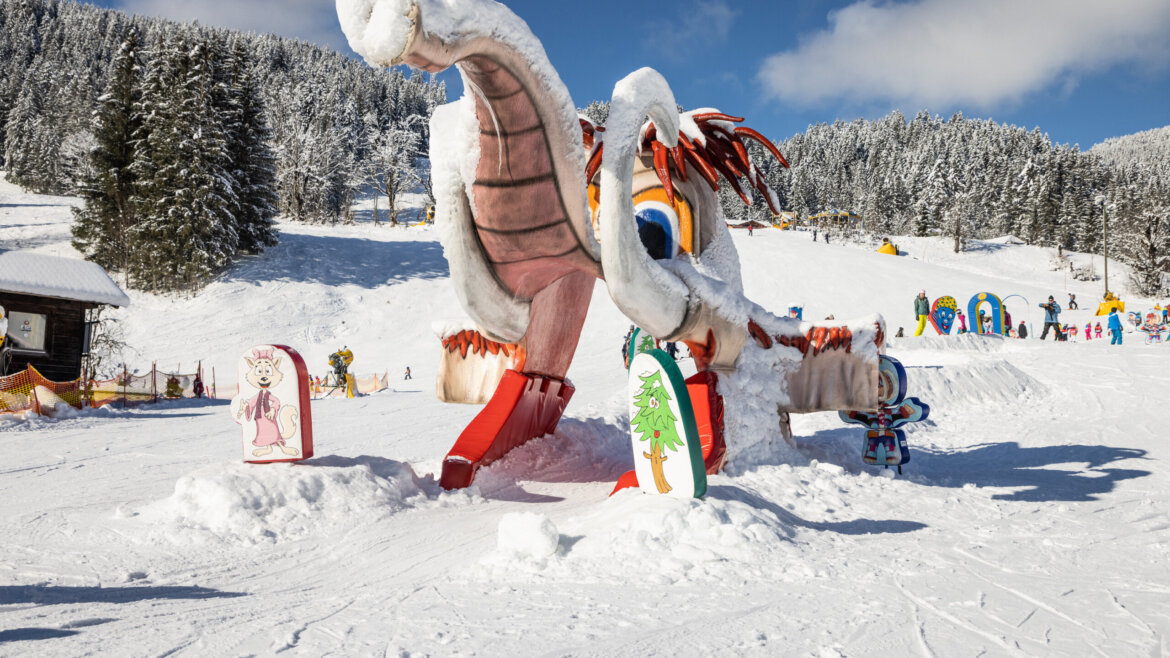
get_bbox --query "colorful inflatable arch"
[968,292,1006,335]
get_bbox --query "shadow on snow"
[914,441,1149,502]
[707,485,928,536]
[222,233,448,289]
[799,427,1149,502]
[0,584,247,606]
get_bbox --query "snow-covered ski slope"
[3,177,1169,656]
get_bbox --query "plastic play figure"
[839,355,930,473]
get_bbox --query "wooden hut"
[0,252,129,381]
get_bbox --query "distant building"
[772,211,798,229]
[0,252,129,380]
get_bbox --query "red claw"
[651,141,675,204]
[735,126,790,168]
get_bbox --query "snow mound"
[480,486,803,583]
[492,512,561,560]
[908,359,1047,409]
[889,333,1009,352]
[138,457,426,545]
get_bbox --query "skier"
[824,231,830,245]
[1017,321,1028,339]
[747,223,754,237]
[956,310,967,334]
[665,341,679,360]
[1068,293,1078,310]
[895,327,905,338]
[1108,308,1123,345]
[1094,322,1103,339]
[1038,296,1062,340]
[913,290,930,336]
[1003,306,1012,332]
[1084,322,1092,341]
[812,229,818,242]
[404,366,412,380]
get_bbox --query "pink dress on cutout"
[243,389,284,446]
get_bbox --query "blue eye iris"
[635,206,675,260]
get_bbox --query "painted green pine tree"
[637,334,656,353]
[630,370,684,493]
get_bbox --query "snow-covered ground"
[3,177,1169,656]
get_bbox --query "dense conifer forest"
[731,112,1169,296]
[2,1,1166,295]
[1,0,444,292]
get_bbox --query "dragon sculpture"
[338,0,885,490]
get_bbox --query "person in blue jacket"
[1108,308,1123,345]
[1038,295,1062,340]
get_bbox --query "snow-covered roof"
[0,251,130,307]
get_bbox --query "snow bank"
[138,457,427,545]
[907,359,1048,409]
[890,333,1009,352]
[479,486,803,583]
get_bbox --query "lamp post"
[1095,195,1109,297]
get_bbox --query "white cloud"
[757,0,1170,110]
[115,0,349,51]
[656,1,739,59]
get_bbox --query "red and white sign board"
[230,344,313,463]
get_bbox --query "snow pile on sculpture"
[138,458,426,545]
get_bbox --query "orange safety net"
[0,366,83,415]
[89,368,204,408]
[1,363,210,415]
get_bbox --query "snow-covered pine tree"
[3,57,57,192]
[223,40,277,252]
[1116,173,1170,296]
[370,115,423,226]
[130,37,238,293]
[72,30,142,276]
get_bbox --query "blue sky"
[91,0,1170,149]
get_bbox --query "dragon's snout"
[336,0,418,67]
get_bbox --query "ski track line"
[962,561,1109,639]
[1105,588,1161,646]
[907,593,937,658]
[894,579,1028,657]
[273,597,356,653]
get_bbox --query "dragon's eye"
[632,188,693,259]
[634,200,677,260]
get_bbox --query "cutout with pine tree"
[630,370,685,493]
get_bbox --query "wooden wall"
[1,291,92,381]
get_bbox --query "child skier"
[1094,323,1103,339]
[1084,322,1092,341]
